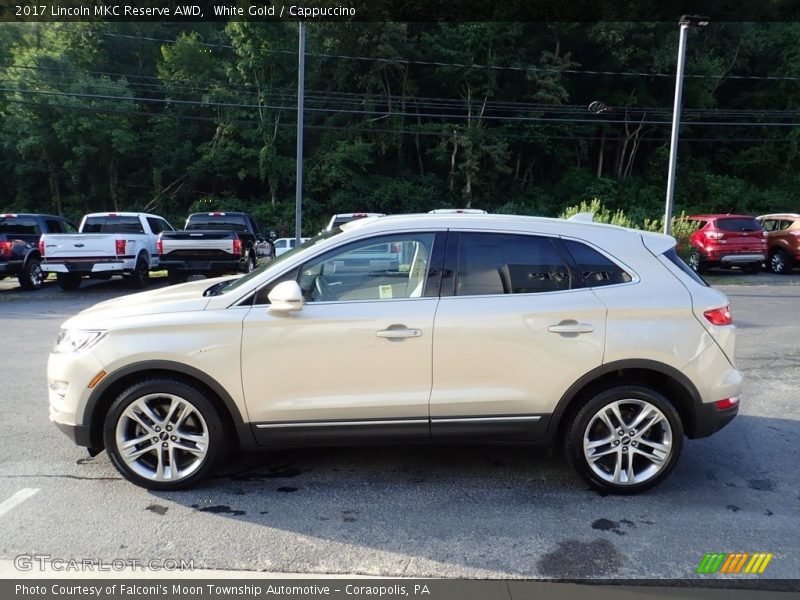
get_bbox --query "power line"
[4,98,799,145]
[69,27,800,83]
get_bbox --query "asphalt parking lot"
[0,272,798,580]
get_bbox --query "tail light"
[156,238,164,255]
[232,236,242,256]
[115,239,126,255]
[706,231,724,240]
[704,305,732,326]
[38,238,45,257]
[0,240,12,258]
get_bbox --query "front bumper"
[48,349,106,447]
[53,420,93,447]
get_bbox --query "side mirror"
[267,280,304,316]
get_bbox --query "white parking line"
[0,488,40,517]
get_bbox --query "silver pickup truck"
[40,212,173,290]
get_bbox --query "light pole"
[295,21,306,244]
[663,15,709,236]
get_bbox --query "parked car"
[685,214,767,274]
[40,212,173,290]
[157,212,269,285]
[757,213,800,274]
[324,212,385,231]
[48,213,740,494]
[273,237,310,257]
[0,213,76,290]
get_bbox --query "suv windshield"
[209,228,342,296]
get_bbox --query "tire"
[246,251,257,273]
[18,257,44,290]
[742,262,761,274]
[564,385,684,495]
[167,270,187,285]
[128,255,150,289]
[104,379,225,491]
[769,250,791,274]
[56,273,82,291]
[687,249,707,274]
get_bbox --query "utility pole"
[664,15,709,236]
[294,21,306,244]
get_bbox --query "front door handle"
[548,322,594,334]
[376,327,423,339]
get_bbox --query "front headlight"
[53,329,107,353]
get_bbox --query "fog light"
[715,397,739,410]
[48,380,69,408]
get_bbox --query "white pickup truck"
[40,212,174,290]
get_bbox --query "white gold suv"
[48,214,742,494]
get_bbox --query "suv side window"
[299,233,437,302]
[761,219,778,232]
[455,232,571,296]
[563,239,632,287]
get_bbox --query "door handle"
[548,322,594,334]
[376,327,423,339]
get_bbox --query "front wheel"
[104,379,225,490]
[564,386,683,495]
[56,273,82,291]
[18,258,44,290]
[770,250,791,274]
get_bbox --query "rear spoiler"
[640,230,676,256]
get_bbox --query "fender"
[546,358,702,439]
[84,360,250,448]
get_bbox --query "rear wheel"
[167,270,188,285]
[687,249,707,274]
[18,257,44,290]
[56,273,82,291]
[245,251,257,273]
[127,255,150,289]
[769,250,790,274]
[564,385,683,494]
[742,262,761,274]
[104,379,225,490]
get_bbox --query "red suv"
[685,214,767,274]
[757,213,800,274]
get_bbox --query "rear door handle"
[548,322,594,334]
[376,327,423,339]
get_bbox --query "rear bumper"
[43,261,129,274]
[691,401,739,439]
[718,253,765,265]
[159,258,244,272]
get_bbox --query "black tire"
[245,250,257,273]
[127,255,150,289]
[18,257,44,290]
[687,249,707,274]
[769,250,791,274]
[56,273,82,291]
[564,385,684,495]
[104,378,225,491]
[167,270,188,285]
[742,262,761,274]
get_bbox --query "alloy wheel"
[114,393,209,483]
[582,399,673,486]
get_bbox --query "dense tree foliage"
[1,22,798,234]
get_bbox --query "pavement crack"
[0,474,122,481]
